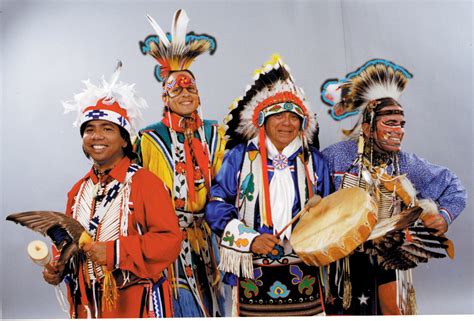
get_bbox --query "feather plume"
[367,206,422,241]
[105,60,122,97]
[140,10,216,82]
[320,59,412,140]
[146,14,171,47]
[172,9,189,48]
[366,221,448,270]
[6,211,87,265]
[417,198,438,216]
[400,243,446,260]
[62,61,147,136]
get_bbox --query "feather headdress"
[62,61,148,136]
[224,54,318,151]
[321,59,412,121]
[139,9,217,82]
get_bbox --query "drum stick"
[275,195,322,238]
[27,240,55,273]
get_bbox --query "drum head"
[290,187,378,266]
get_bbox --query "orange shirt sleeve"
[106,169,183,280]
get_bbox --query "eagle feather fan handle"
[27,239,55,272]
[6,211,116,311]
[6,211,92,265]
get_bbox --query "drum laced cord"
[334,256,353,310]
[342,257,352,310]
[396,269,417,315]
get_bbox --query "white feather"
[63,64,148,136]
[171,9,189,47]
[399,175,417,205]
[107,60,122,90]
[325,83,342,104]
[417,199,439,217]
[363,82,402,102]
[146,14,171,47]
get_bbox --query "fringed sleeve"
[218,219,259,279]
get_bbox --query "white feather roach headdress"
[139,9,217,82]
[320,59,412,138]
[321,59,413,121]
[62,61,148,136]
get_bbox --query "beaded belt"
[238,262,323,316]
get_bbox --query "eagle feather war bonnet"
[224,54,318,151]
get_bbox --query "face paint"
[165,74,198,98]
[163,71,200,116]
[373,114,406,152]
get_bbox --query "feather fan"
[6,211,88,265]
[365,222,448,270]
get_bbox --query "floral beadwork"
[290,265,315,295]
[175,162,186,174]
[267,281,290,299]
[239,173,255,202]
[290,265,303,285]
[222,231,235,246]
[238,223,258,235]
[298,275,316,295]
[267,244,284,260]
[253,267,264,286]
[240,279,259,298]
[235,238,250,248]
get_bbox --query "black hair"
[119,126,138,160]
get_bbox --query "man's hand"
[42,261,65,286]
[82,241,107,265]
[250,234,280,255]
[422,213,448,236]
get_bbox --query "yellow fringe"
[78,231,119,312]
[342,278,352,310]
[406,284,417,315]
[79,231,92,248]
[102,270,119,312]
[342,257,352,310]
[169,263,178,299]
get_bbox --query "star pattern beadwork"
[273,154,288,170]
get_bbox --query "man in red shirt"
[42,62,182,318]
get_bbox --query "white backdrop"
[1,0,472,318]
